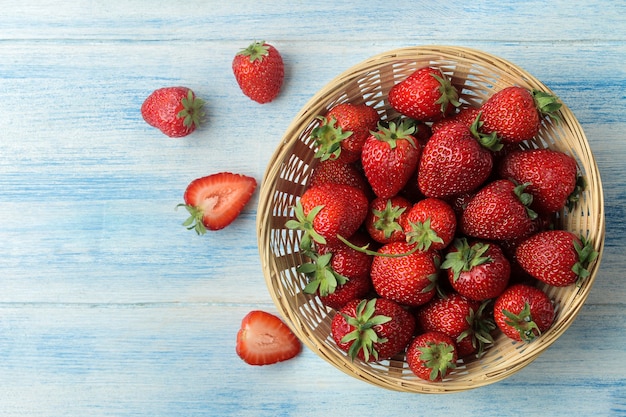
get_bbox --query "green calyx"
[285,202,327,253]
[441,238,492,281]
[405,218,444,252]
[457,300,496,358]
[418,340,457,381]
[237,40,270,62]
[372,121,416,149]
[340,299,391,362]
[532,89,562,121]
[566,173,587,213]
[176,203,206,235]
[311,116,353,161]
[298,251,348,297]
[502,302,541,342]
[572,234,599,287]
[469,112,503,152]
[372,200,407,240]
[513,182,539,220]
[431,72,461,114]
[178,89,205,128]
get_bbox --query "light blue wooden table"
[1,1,624,416]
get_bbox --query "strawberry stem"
[340,299,391,361]
[237,40,270,62]
[176,203,207,235]
[311,116,353,161]
[337,235,421,258]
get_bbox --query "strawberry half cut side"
[178,172,257,234]
[236,310,302,366]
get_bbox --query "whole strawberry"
[461,179,538,241]
[516,230,598,287]
[493,284,555,342]
[299,233,373,310]
[312,103,380,163]
[232,40,284,104]
[331,298,415,362]
[442,238,510,301]
[400,197,457,252]
[498,148,583,215]
[479,86,561,144]
[415,293,495,358]
[286,183,369,249]
[388,67,460,122]
[309,159,371,197]
[370,242,439,307]
[406,331,457,381]
[361,121,421,199]
[365,196,412,244]
[141,86,204,137]
[417,121,496,199]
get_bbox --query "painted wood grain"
[0,0,624,416]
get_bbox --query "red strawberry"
[401,197,457,252]
[236,310,301,365]
[370,242,439,307]
[299,233,373,310]
[331,298,415,362]
[417,121,495,199]
[516,230,598,287]
[232,41,284,104]
[309,159,371,196]
[431,105,481,133]
[442,238,511,301]
[498,148,583,215]
[479,86,561,144]
[287,183,369,248]
[365,196,412,244]
[406,331,458,381]
[312,103,380,163]
[361,121,421,199]
[178,172,257,234]
[416,293,495,358]
[388,67,460,122]
[141,86,204,137]
[460,179,538,241]
[493,284,555,342]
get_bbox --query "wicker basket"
[256,45,605,393]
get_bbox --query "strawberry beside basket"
[256,45,605,393]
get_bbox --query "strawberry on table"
[493,284,555,342]
[232,40,284,104]
[331,298,415,362]
[460,179,538,241]
[361,121,421,199]
[498,148,584,215]
[442,238,511,301]
[479,86,561,144]
[178,172,257,234]
[370,241,439,307]
[516,230,598,287]
[388,67,460,122]
[406,331,458,381]
[236,310,301,365]
[141,86,204,137]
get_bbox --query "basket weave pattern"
[257,46,605,393]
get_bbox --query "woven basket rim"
[257,45,606,393]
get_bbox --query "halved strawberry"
[178,172,257,234]
[236,310,301,365]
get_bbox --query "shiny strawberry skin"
[141,86,204,137]
[327,103,380,162]
[370,242,439,307]
[300,183,369,247]
[498,148,579,215]
[400,197,457,252]
[309,159,371,196]
[365,196,412,244]
[418,121,493,199]
[236,310,301,365]
[232,41,284,104]
[515,230,584,287]
[460,179,535,241]
[388,67,459,122]
[493,284,555,342]
[479,86,540,144]
[406,331,458,381]
[331,298,415,362]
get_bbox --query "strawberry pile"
[286,66,599,381]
